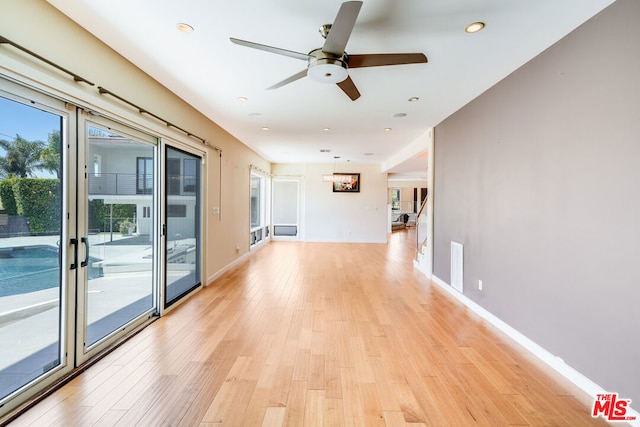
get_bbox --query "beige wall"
[0,0,270,284]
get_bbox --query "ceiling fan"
[230,1,427,101]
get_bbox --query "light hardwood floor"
[8,229,606,426]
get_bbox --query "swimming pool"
[0,245,101,297]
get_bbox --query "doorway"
[272,177,301,240]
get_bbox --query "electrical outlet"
[478,279,483,291]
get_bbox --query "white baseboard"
[206,251,251,285]
[206,238,273,285]
[413,259,432,279]
[430,274,639,426]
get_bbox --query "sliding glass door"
[79,122,157,354]
[165,147,201,306]
[0,77,204,418]
[0,86,71,408]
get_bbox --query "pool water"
[0,246,101,297]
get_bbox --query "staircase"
[412,198,432,278]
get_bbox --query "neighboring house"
[88,135,198,240]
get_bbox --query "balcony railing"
[89,173,150,196]
[89,173,197,196]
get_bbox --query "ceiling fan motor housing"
[307,48,348,84]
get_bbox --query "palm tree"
[39,131,61,178]
[0,134,46,178]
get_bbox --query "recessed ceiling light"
[237,96,248,102]
[248,112,262,117]
[384,128,392,132]
[393,113,407,118]
[364,153,374,156]
[262,127,270,131]
[177,23,194,33]
[465,22,485,33]
[408,97,419,102]
[323,127,331,131]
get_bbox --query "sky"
[0,95,61,178]
[0,96,61,142]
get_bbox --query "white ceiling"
[46,0,614,178]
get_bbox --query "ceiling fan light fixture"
[465,22,485,33]
[176,23,194,33]
[307,58,348,84]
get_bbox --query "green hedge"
[12,178,61,234]
[0,178,17,215]
[1,178,135,235]
[89,199,136,232]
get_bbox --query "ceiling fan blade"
[266,69,308,90]
[336,75,361,101]
[230,37,311,61]
[322,1,363,56]
[347,53,428,68]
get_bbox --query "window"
[391,188,401,210]
[93,154,101,177]
[167,204,187,217]
[183,158,197,193]
[250,170,271,247]
[136,157,153,194]
[167,158,181,195]
[143,206,151,218]
[250,174,261,229]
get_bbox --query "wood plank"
[261,406,286,427]
[303,390,324,426]
[307,354,325,390]
[283,380,307,427]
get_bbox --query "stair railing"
[415,197,429,256]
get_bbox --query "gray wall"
[433,0,639,404]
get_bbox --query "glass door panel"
[84,125,156,347]
[0,95,65,402]
[165,147,201,306]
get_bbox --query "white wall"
[272,163,388,243]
